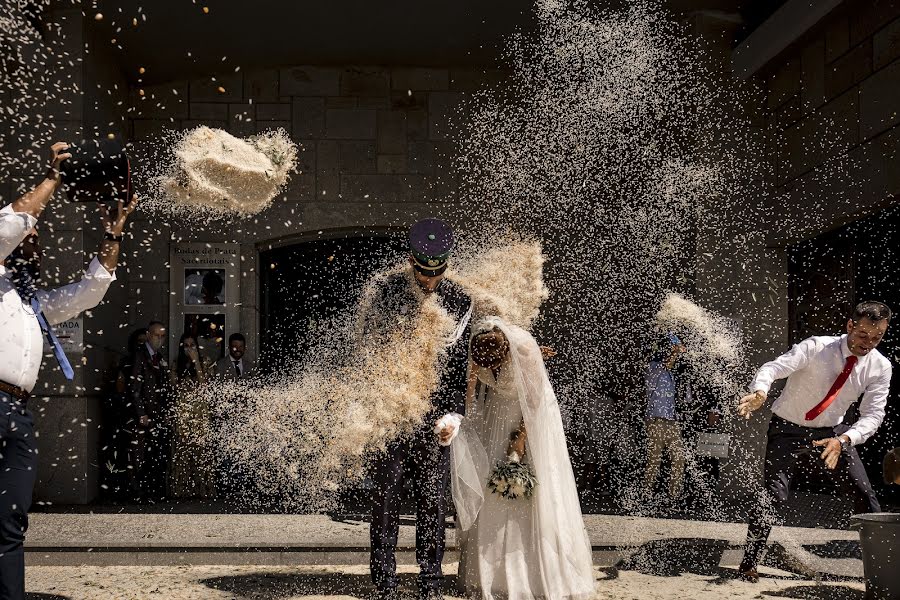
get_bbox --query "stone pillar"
[26,5,129,505]
[686,10,784,508]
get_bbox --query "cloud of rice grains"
[154,126,298,217]
[200,240,548,510]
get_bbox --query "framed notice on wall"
[43,317,84,355]
[169,243,240,367]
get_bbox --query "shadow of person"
[762,584,865,600]
[25,594,73,600]
[201,571,430,598]
[617,538,730,577]
[802,540,862,560]
[202,571,373,598]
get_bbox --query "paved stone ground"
[25,513,859,550]
[25,563,866,600]
[22,512,870,598]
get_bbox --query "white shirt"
[0,204,116,392]
[751,335,892,446]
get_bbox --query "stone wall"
[763,1,900,243]
[25,65,509,504]
[119,65,510,369]
[692,3,900,502]
[27,3,900,506]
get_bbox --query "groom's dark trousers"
[371,430,450,593]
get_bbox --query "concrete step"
[23,513,861,579]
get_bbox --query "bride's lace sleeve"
[474,364,495,387]
[511,335,551,413]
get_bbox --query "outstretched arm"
[738,338,818,419]
[37,195,138,325]
[11,142,70,219]
[845,368,891,446]
[36,257,116,325]
[97,195,139,273]
[1,143,70,259]
[750,337,818,395]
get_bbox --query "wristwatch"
[104,231,124,243]
[839,437,851,451]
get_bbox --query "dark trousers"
[133,423,170,501]
[0,393,38,600]
[742,415,880,569]
[370,432,450,592]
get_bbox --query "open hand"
[813,437,844,470]
[99,193,140,236]
[737,391,765,419]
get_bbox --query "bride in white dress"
[451,317,595,600]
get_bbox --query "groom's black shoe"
[419,589,443,600]
[373,588,401,600]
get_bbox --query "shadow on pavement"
[761,585,865,599]
[802,540,862,560]
[617,537,731,577]
[202,571,374,598]
[202,572,462,598]
[25,594,73,600]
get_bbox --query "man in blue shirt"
[643,336,689,499]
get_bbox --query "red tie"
[805,354,858,421]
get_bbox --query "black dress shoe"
[737,566,759,583]
[419,589,443,600]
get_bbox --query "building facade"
[2,0,898,508]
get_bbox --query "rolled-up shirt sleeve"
[0,204,38,261]
[35,256,116,325]
[751,338,817,395]
[846,366,892,446]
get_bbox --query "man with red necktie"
[735,301,892,582]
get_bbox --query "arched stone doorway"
[258,230,407,373]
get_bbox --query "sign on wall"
[44,318,84,354]
[168,243,241,369]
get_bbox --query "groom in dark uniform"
[367,219,473,600]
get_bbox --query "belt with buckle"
[0,381,30,402]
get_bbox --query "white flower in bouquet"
[488,455,537,500]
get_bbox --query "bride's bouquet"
[487,452,536,499]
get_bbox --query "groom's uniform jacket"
[360,271,473,427]
[363,270,473,593]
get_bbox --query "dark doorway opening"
[258,232,407,374]
[788,203,900,509]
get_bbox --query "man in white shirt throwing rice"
[0,142,137,599]
[736,301,892,582]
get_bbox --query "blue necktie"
[30,297,75,380]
